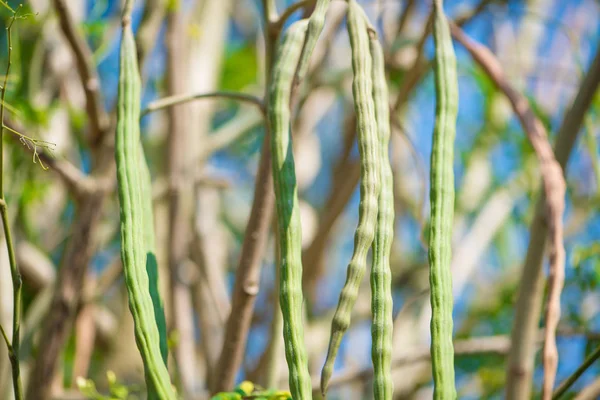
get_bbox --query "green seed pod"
[428,0,458,398]
[139,144,169,366]
[268,19,313,400]
[295,0,331,84]
[369,34,394,400]
[320,1,381,395]
[115,2,176,398]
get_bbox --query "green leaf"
[219,44,257,91]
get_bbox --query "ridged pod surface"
[369,35,394,400]
[429,0,458,398]
[295,0,330,84]
[139,144,169,366]
[320,0,380,395]
[115,2,176,398]
[267,20,312,400]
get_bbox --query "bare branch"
[272,0,312,32]
[503,43,600,400]
[142,91,265,117]
[451,23,567,399]
[317,329,600,393]
[52,0,109,147]
[136,0,167,68]
[553,344,600,399]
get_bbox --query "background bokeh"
[0,0,599,399]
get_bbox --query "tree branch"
[136,0,167,68]
[52,0,109,147]
[141,91,265,117]
[272,0,312,32]
[494,43,600,400]
[553,344,600,399]
[212,3,279,391]
[317,329,600,393]
[450,23,567,398]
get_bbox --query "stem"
[272,0,311,31]
[553,344,600,399]
[262,0,278,23]
[505,47,600,400]
[0,14,13,196]
[0,13,23,400]
[141,91,265,117]
[211,0,279,392]
[0,201,23,400]
[52,0,109,147]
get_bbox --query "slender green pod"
[139,144,169,366]
[320,1,380,395]
[294,0,331,85]
[369,35,394,400]
[428,0,458,398]
[115,2,176,398]
[267,19,312,400]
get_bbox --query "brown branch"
[301,111,358,306]
[141,91,265,117]
[272,0,312,32]
[213,133,274,392]
[165,5,198,395]
[15,241,56,291]
[497,42,600,400]
[152,174,230,202]
[199,111,263,160]
[319,335,514,392]
[52,0,109,147]
[392,0,493,112]
[212,2,278,391]
[395,0,415,39]
[3,119,106,197]
[26,192,107,400]
[24,3,134,396]
[70,304,96,386]
[450,23,567,399]
[136,0,167,68]
[316,329,600,393]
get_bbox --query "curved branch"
[272,0,312,32]
[52,0,109,147]
[451,23,567,399]
[553,344,600,399]
[141,91,265,117]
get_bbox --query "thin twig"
[141,91,265,117]
[25,0,119,393]
[318,334,515,392]
[136,0,167,68]
[395,0,415,39]
[391,0,492,112]
[262,0,279,23]
[301,109,358,307]
[451,23,566,399]
[198,110,263,160]
[316,329,600,393]
[272,0,312,32]
[165,3,198,394]
[553,344,600,399]
[504,37,600,400]
[52,0,109,147]
[0,10,24,400]
[212,0,278,391]
[3,120,110,197]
